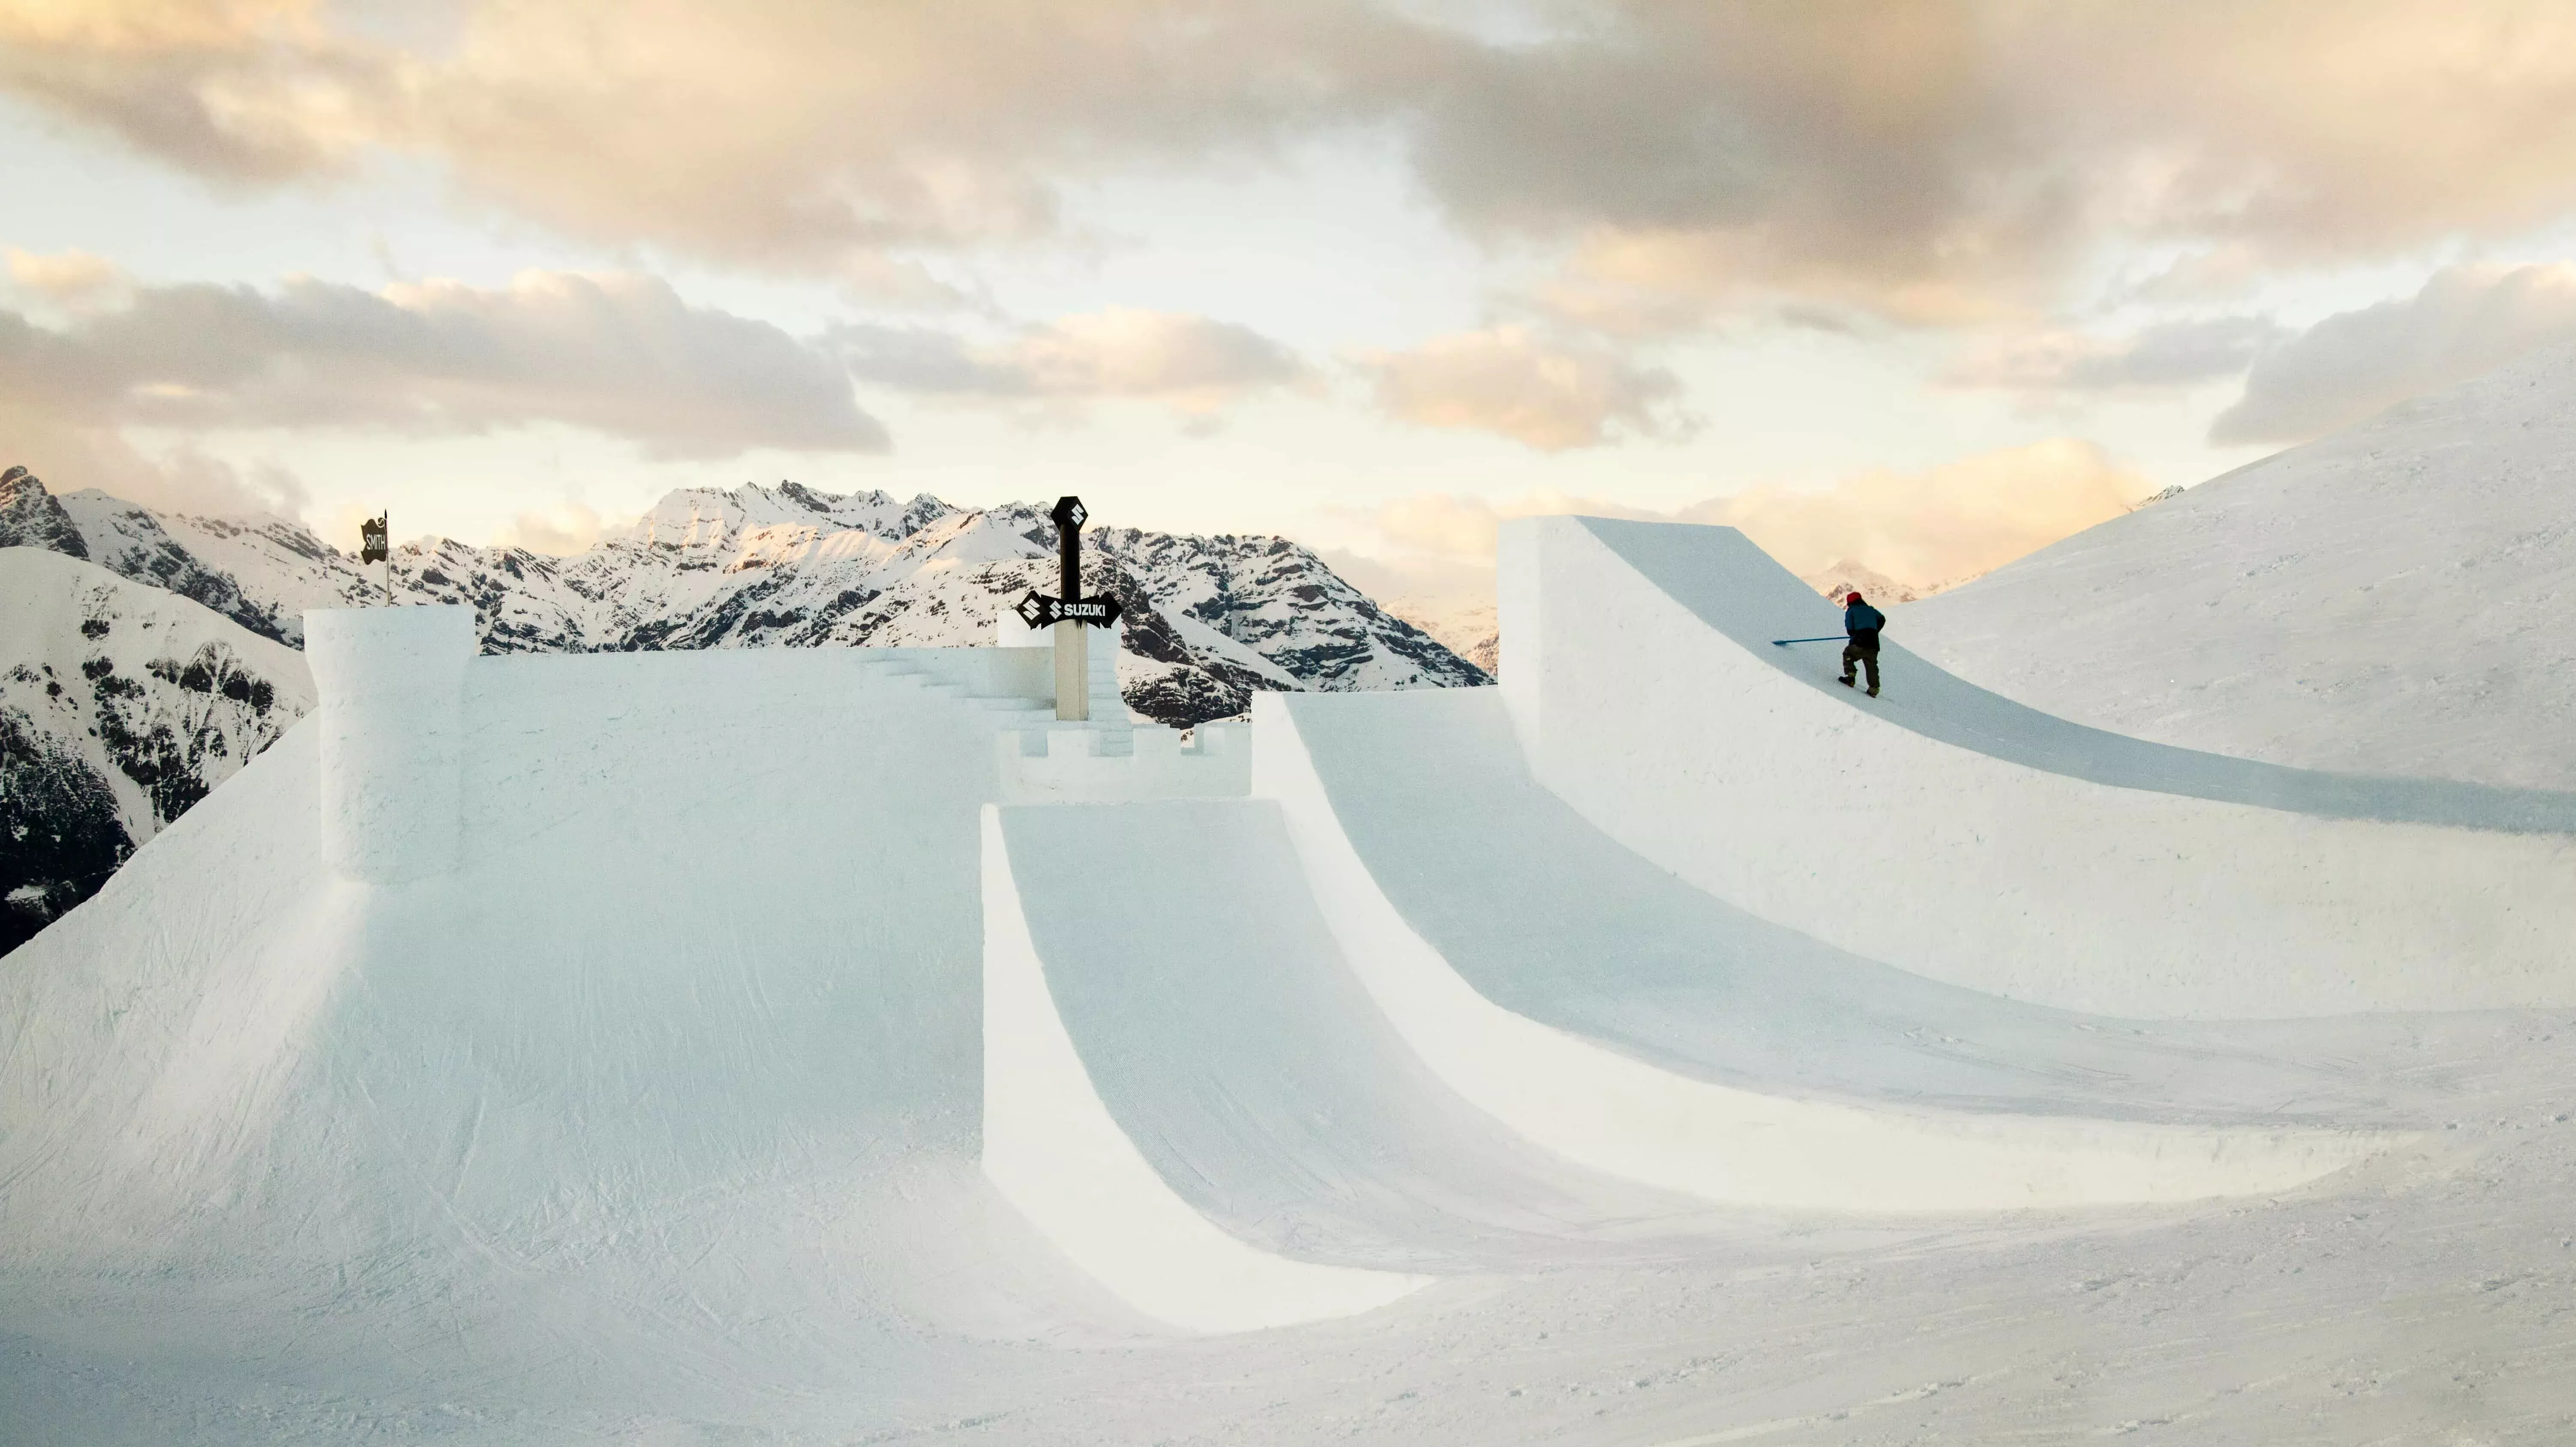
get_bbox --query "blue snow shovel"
[1769,635,1844,647]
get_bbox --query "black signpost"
[1019,495,1121,721]
[360,512,390,598]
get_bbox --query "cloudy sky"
[9,1,2576,600]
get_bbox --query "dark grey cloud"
[0,271,886,457]
[1410,6,2012,251]
[2212,264,2576,444]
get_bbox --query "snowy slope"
[1503,516,2576,1019]
[0,547,311,951]
[13,509,2576,1442]
[9,522,2576,1444]
[1899,343,2576,789]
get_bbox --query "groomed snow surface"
[6,514,2576,1443]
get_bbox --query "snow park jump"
[5,515,2574,1441]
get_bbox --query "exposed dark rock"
[0,467,89,559]
[0,710,133,953]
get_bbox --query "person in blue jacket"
[1839,590,1885,697]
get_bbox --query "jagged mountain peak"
[6,471,1487,726]
[0,465,90,560]
[0,545,312,951]
[624,480,961,553]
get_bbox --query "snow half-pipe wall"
[980,806,1430,1332]
[1250,693,2390,1210]
[1498,515,2576,1019]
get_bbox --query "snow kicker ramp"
[1496,515,2576,1019]
[0,611,1225,1418]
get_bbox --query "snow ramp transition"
[1250,688,2394,1215]
[1498,515,2576,1019]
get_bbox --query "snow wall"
[981,805,1431,1331]
[1497,515,2576,1019]
[306,605,473,883]
[13,555,2519,1370]
[1249,691,2389,1210]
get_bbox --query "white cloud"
[492,501,633,554]
[6,247,128,304]
[1681,439,2152,587]
[835,308,1309,417]
[1946,316,2285,394]
[0,391,310,520]
[2212,263,2576,443]
[0,0,391,182]
[20,3,2576,330]
[0,269,887,457]
[1357,325,1687,450]
[1352,438,2151,595]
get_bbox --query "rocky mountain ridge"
[1,470,1487,727]
[0,546,312,951]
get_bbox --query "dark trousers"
[1841,642,1879,692]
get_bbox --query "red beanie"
[1845,592,1863,605]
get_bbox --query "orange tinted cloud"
[0,269,886,456]
[5,248,127,302]
[1357,325,1686,450]
[11,2,2576,323]
[1363,439,2151,591]
[1683,440,2152,587]
[833,308,1309,420]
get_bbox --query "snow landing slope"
[1900,342,2576,790]
[1501,515,2576,1019]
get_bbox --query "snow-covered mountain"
[1900,342,2576,789]
[1380,594,1499,676]
[0,546,312,952]
[1801,558,1931,606]
[1,471,1486,727]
